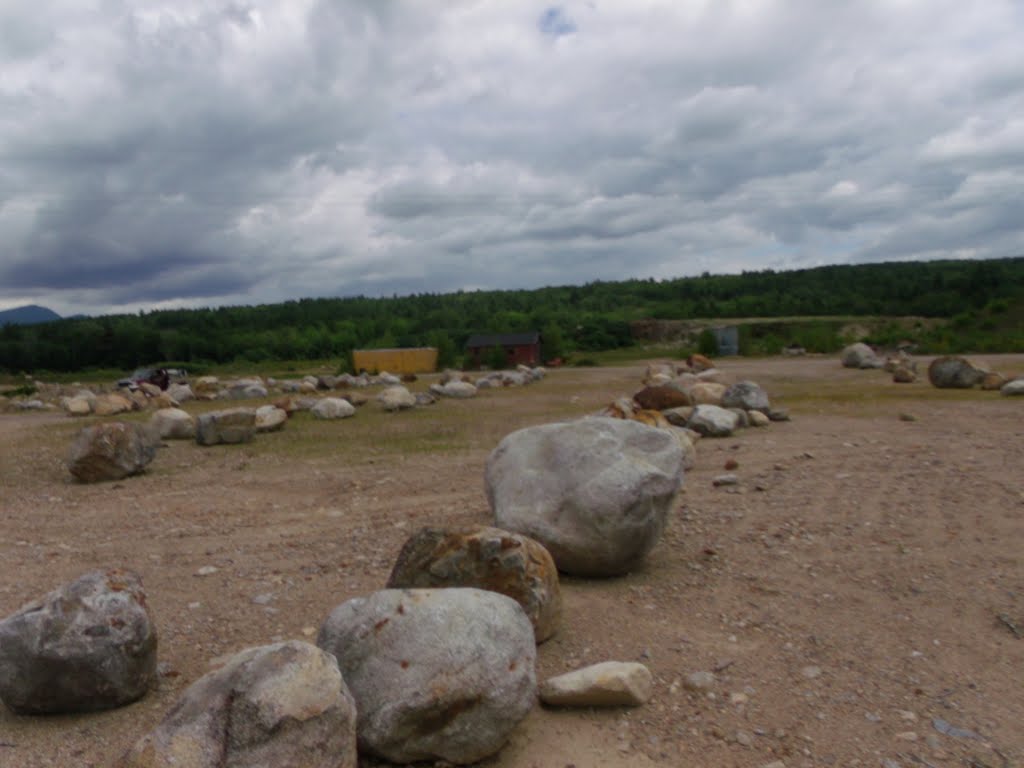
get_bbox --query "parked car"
[117,367,180,391]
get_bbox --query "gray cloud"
[0,0,1022,316]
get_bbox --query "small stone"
[540,661,652,707]
[895,731,918,741]
[899,413,916,422]
[897,709,917,722]
[730,692,749,705]
[801,665,822,679]
[250,593,273,605]
[713,474,739,487]
[684,671,716,691]
[865,711,881,722]
[195,566,218,577]
[724,458,739,471]
[735,730,753,747]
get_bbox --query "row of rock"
[841,343,1024,393]
[15,398,691,764]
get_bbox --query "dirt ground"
[1,355,1022,768]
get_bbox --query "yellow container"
[352,347,438,374]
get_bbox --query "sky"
[1,1,1023,317]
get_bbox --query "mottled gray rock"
[149,408,196,440]
[0,569,157,714]
[310,397,356,420]
[687,405,739,438]
[318,588,536,765]
[67,422,159,482]
[378,385,416,412]
[841,343,883,369]
[196,408,256,445]
[228,379,269,399]
[928,356,985,388]
[540,662,652,707]
[387,526,561,642]
[377,372,402,386]
[254,405,287,432]
[119,641,356,768]
[722,380,771,413]
[486,418,683,576]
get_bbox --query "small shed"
[352,347,438,375]
[465,332,541,369]
[712,326,739,356]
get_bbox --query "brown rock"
[387,525,562,643]
[633,385,693,411]
[892,366,917,383]
[632,409,670,429]
[981,372,1007,390]
[687,353,714,372]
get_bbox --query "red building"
[465,332,541,369]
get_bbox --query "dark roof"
[465,332,540,348]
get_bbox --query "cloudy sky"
[1,1,1022,317]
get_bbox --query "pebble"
[724,459,739,471]
[194,565,218,576]
[801,665,822,679]
[730,692,749,705]
[865,712,882,722]
[683,671,716,691]
[895,731,918,741]
[713,474,739,487]
[735,730,753,747]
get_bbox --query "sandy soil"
[1,355,1022,768]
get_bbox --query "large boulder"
[928,356,985,388]
[687,404,740,438]
[317,588,536,765]
[67,422,158,482]
[841,343,883,369]
[485,418,683,576]
[149,408,196,440]
[93,393,136,416]
[0,569,157,714]
[166,383,194,403]
[387,526,561,643]
[689,381,726,405]
[255,404,287,432]
[311,397,356,420]
[721,380,770,413]
[434,381,478,399]
[195,408,256,445]
[378,385,417,412]
[119,641,356,768]
[1001,378,1024,396]
[633,384,692,411]
[62,396,93,416]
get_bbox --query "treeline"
[2,257,1022,373]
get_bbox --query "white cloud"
[0,0,1022,315]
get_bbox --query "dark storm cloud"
[0,0,1022,316]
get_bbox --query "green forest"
[2,257,1023,374]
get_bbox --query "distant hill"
[0,305,62,326]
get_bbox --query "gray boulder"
[318,588,536,765]
[387,525,561,643]
[166,383,194,403]
[0,569,157,714]
[311,397,356,420]
[67,422,158,482]
[436,381,478,399]
[841,342,883,369]
[721,380,770,413]
[928,356,985,388]
[119,641,356,768]
[686,404,740,438]
[378,385,417,412]
[485,418,683,576]
[149,408,196,440]
[196,408,256,445]
[255,404,287,432]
